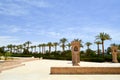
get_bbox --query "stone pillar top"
[111,46,118,50]
[71,41,80,47]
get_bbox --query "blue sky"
[0,0,120,50]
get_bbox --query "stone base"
[73,63,79,66]
[112,60,118,63]
[51,67,120,74]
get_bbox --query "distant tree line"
[1,32,120,62]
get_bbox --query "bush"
[0,52,3,56]
[85,49,96,57]
[0,47,4,53]
[10,50,120,63]
[80,58,105,62]
[104,54,112,62]
[42,50,72,60]
[12,53,32,57]
[4,52,12,60]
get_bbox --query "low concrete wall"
[51,67,120,74]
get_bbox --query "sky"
[0,0,120,50]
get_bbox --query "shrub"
[4,52,12,60]
[85,49,96,57]
[0,52,3,56]
[104,54,112,62]
[80,57,105,62]
[12,53,32,57]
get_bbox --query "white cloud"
[20,0,51,8]
[0,36,19,46]
[10,27,21,33]
[0,2,28,16]
[0,0,51,16]
[81,25,112,33]
[109,31,120,41]
[9,0,51,8]
[47,31,60,36]
[0,25,22,33]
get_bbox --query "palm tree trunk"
[63,44,65,51]
[69,47,70,50]
[87,46,89,50]
[31,48,33,53]
[55,46,57,52]
[42,47,44,54]
[44,47,45,54]
[49,47,50,53]
[39,47,41,53]
[63,47,64,51]
[10,48,12,53]
[102,41,104,57]
[97,44,100,56]
[35,48,36,53]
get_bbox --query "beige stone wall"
[51,67,120,74]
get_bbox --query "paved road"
[0,60,120,80]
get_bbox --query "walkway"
[0,59,120,80]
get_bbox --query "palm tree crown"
[96,32,111,56]
[66,43,71,50]
[60,38,68,51]
[41,43,46,54]
[53,42,59,52]
[38,44,42,53]
[47,42,53,53]
[25,41,32,49]
[85,42,92,49]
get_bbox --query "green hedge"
[12,53,32,57]
[80,58,105,62]
[10,51,120,63]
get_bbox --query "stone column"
[71,41,80,66]
[111,46,118,63]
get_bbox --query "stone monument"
[111,46,118,63]
[71,40,80,66]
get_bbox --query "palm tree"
[6,45,9,51]
[96,32,111,56]
[23,43,26,49]
[94,41,102,55]
[47,42,53,53]
[80,43,84,48]
[41,43,46,54]
[85,42,92,49]
[1,46,5,52]
[60,38,68,51]
[30,46,34,53]
[110,43,118,47]
[53,42,59,52]
[33,45,36,53]
[16,45,22,53]
[38,44,42,53]
[7,44,13,53]
[12,45,16,53]
[118,44,120,50]
[19,45,23,53]
[25,41,32,51]
[16,45,19,53]
[66,43,71,50]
